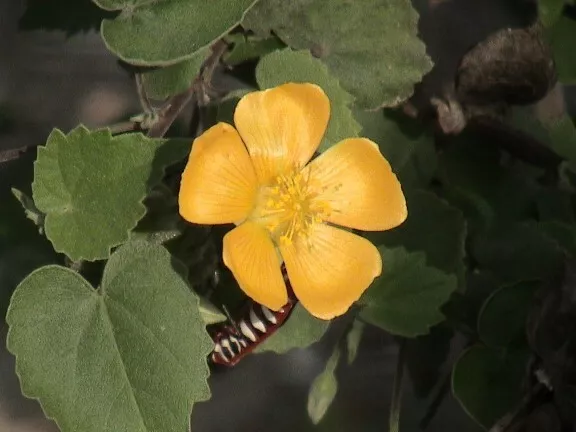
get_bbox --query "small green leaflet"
[32,126,190,261]
[307,345,341,425]
[11,188,44,233]
[346,319,365,365]
[6,241,213,432]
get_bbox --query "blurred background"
[1,0,565,431]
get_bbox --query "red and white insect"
[209,299,296,366]
[209,269,297,366]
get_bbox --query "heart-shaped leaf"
[32,127,190,261]
[6,241,213,432]
[452,345,529,429]
[94,0,257,66]
[244,0,432,109]
[359,247,457,337]
[478,281,539,348]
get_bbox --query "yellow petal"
[305,138,407,231]
[223,221,288,310]
[280,224,382,319]
[178,123,258,224]
[234,83,330,183]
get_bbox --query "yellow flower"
[178,83,407,319]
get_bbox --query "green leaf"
[478,281,539,349]
[471,223,564,284]
[366,190,466,286]
[94,0,257,66]
[243,0,433,109]
[452,346,529,429]
[538,0,565,27]
[307,345,340,425]
[224,34,285,66]
[438,134,537,227]
[11,188,45,233]
[546,15,576,84]
[359,247,457,337]
[32,127,190,261]
[355,109,437,187]
[253,303,330,354]
[443,271,500,335]
[510,106,576,164]
[6,241,213,432]
[256,49,361,152]
[141,48,210,99]
[346,320,365,365]
[19,0,115,36]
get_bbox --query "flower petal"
[178,123,258,225]
[280,224,382,319]
[223,221,288,310]
[234,83,330,183]
[305,138,407,231]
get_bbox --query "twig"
[108,120,140,135]
[147,40,228,139]
[147,87,198,138]
[389,339,407,432]
[419,371,452,430]
[488,383,547,432]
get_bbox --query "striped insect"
[209,298,297,366]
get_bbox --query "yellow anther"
[251,167,332,245]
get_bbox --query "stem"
[147,39,228,139]
[135,73,154,114]
[488,383,547,432]
[419,371,452,430]
[147,87,197,138]
[389,339,406,432]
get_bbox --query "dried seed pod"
[456,23,557,107]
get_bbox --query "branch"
[466,116,562,171]
[147,39,229,139]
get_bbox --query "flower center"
[252,169,331,246]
